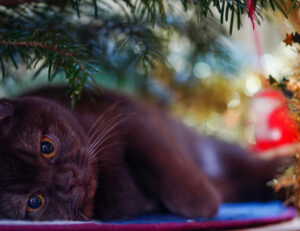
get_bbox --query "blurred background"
[0,0,299,147]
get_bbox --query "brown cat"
[0,86,280,221]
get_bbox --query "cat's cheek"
[82,199,94,219]
[87,177,97,199]
[80,177,97,219]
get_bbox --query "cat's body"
[0,86,279,221]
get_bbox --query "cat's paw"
[186,196,219,218]
[160,181,221,218]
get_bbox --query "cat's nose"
[56,170,76,191]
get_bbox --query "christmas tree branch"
[0,0,52,6]
[0,40,79,59]
[0,31,99,103]
[2,0,298,34]
[258,143,300,159]
[0,0,296,102]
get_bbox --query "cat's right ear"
[0,100,14,120]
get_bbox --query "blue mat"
[0,201,296,231]
[110,201,293,224]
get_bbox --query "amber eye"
[26,193,45,213]
[40,136,57,159]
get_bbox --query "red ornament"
[247,0,255,29]
[250,89,299,152]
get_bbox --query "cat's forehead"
[0,97,76,138]
[15,97,68,123]
[0,96,84,158]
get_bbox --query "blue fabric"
[109,201,290,224]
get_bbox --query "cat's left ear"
[0,100,14,120]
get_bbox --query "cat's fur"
[0,86,280,221]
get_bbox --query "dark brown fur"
[0,86,280,221]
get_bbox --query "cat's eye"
[26,193,45,213]
[40,136,57,159]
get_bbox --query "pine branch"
[0,3,167,101]
[182,0,300,34]
[127,0,166,24]
[2,0,299,34]
[0,41,78,58]
[83,18,166,72]
[0,0,296,102]
[110,0,300,34]
[0,30,100,104]
[0,0,52,6]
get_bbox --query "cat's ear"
[0,100,14,120]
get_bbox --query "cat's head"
[0,97,97,221]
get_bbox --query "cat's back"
[20,85,245,171]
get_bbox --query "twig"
[0,0,52,6]
[258,143,300,160]
[0,40,87,74]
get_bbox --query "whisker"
[87,113,125,146]
[96,141,124,155]
[88,115,122,148]
[78,211,89,221]
[89,134,121,157]
[88,100,126,138]
[88,112,129,148]
[86,102,135,166]
[88,116,129,154]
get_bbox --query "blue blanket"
[0,201,295,231]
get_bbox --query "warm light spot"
[227,92,240,108]
[244,75,261,96]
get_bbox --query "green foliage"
[182,0,300,34]
[0,30,99,103]
[0,0,298,101]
